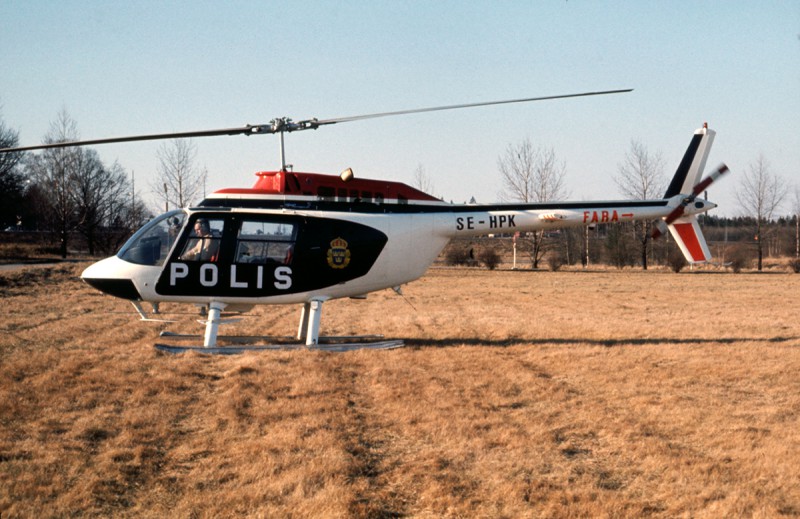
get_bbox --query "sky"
[1,1,798,216]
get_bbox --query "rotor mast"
[279,129,287,171]
[266,117,321,171]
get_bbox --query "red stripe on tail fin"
[669,216,712,263]
[672,223,706,262]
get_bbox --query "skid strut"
[297,302,310,341]
[204,300,325,348]
[203,302,226,347]
[297,299,325,346]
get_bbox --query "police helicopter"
[0,90,729,352]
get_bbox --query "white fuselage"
[82,195,715,307]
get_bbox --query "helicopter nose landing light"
[81,256,143,301]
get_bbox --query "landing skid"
[159,331,387,343]
[154,339,404,355]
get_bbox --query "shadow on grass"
[403,335,800,349]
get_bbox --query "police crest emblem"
[326,237,351,269]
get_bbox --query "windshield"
[117,210,187,266]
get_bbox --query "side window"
[179,218,224,262]
[235,220,297,265]
[317,186,335,201]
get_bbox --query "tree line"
[482,137,798,271]
[1,110,206,258]
[445,214,800,274]
[1,111,150,256]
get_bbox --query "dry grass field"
[1,262,800,517]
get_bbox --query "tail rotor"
[652,163,729,240]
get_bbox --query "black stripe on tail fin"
[663,132,704,199]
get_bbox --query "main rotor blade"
[0,88,632,153]
[0,125,269,153]
[311,89,633,126]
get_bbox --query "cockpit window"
[118,210,186,266]
[235,220,296,265]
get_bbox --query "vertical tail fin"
[663,124,716,199]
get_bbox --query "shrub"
[667,248,687,273]
[548,251,565,272]
[445,247,470,266]
[478,248,501,270]
[727,246,750,273]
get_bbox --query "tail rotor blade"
[651,220,669,240]
[663,205,688,226]
[690,164,729,198]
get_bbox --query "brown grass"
[2,264,800,517]
[0,241,64,262]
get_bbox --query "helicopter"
[0,90,729,351]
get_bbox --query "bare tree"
[152,140,204,210]
[498,139,568,268]
[0,112,22,180]
[793,186,800,259]
[24,110,144,256]
[615,140,666,270]
[412,163,435,195]
[26,110,82,257]
[0,112,27,229]
[125,171,152,231]
[71,154,133,255]
[736,154,786,270]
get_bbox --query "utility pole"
[583,225,590,268]
[512,232,518,269]
[131,171,136,223]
